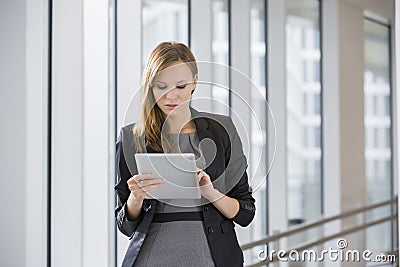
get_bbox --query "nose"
[164,88,179,100]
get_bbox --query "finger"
[143,183,164,193]
[127,180,138,189]
[128,183,140,192]
[128,178,159,191]
[197,170,206,178]
[137,178,163,188]
[128,179,143,189]
[127,176,138,186]
[129,174,154,187]
[133,173,152,182]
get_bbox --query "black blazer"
[115,108,256,267]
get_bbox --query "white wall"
[267,0,288,242]
[395,0,400,253]
[116,0,142,264]
[322,1,342,261]
[1,0,113,266]
[26,0,48,266]
[52,0,113,266]
[338,0,367,256]
[0,1,27,267]
[51,0,84,265]
[83,0,112,266]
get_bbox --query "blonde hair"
[133,42,198,152]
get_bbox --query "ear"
[191,74,198,95]
[193,74,198,87]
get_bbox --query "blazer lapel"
[190,107,214,143]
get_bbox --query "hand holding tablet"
[134,153,201,199]
[127,173,164,202]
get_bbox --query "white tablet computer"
[134,153,201,199]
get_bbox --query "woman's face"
[152,61,197,117]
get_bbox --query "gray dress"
[134,132,216,267]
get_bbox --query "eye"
[156,85,167,90]
[176,84,187,89]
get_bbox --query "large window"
[285,0,322,250]
[211,0,230,115]
[250,0,267,237]
[142,0,189,66]
[364,18,393,254]
[286,0,322,224]
[243,0,267,265]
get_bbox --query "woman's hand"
[197,168,240,218]
[197,169,218,200]
[125,173,163,220]
[127,173,164,202]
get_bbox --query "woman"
[115,42,255,267]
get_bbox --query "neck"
[166,107,195,133]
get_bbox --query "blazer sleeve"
[114,128,144,238]
[224,117,256,227]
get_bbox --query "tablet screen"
[134,153,201,199]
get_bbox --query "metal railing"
[241,196,398,267]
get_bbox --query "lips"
[165,104,178,109]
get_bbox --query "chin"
[162,109,176,117]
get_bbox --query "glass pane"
[285,0,322,249]
[286,0,322,222]
[211,0,230,115]
[242,0,267,265]
[142,0,188,66]
[364,19,392,253]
